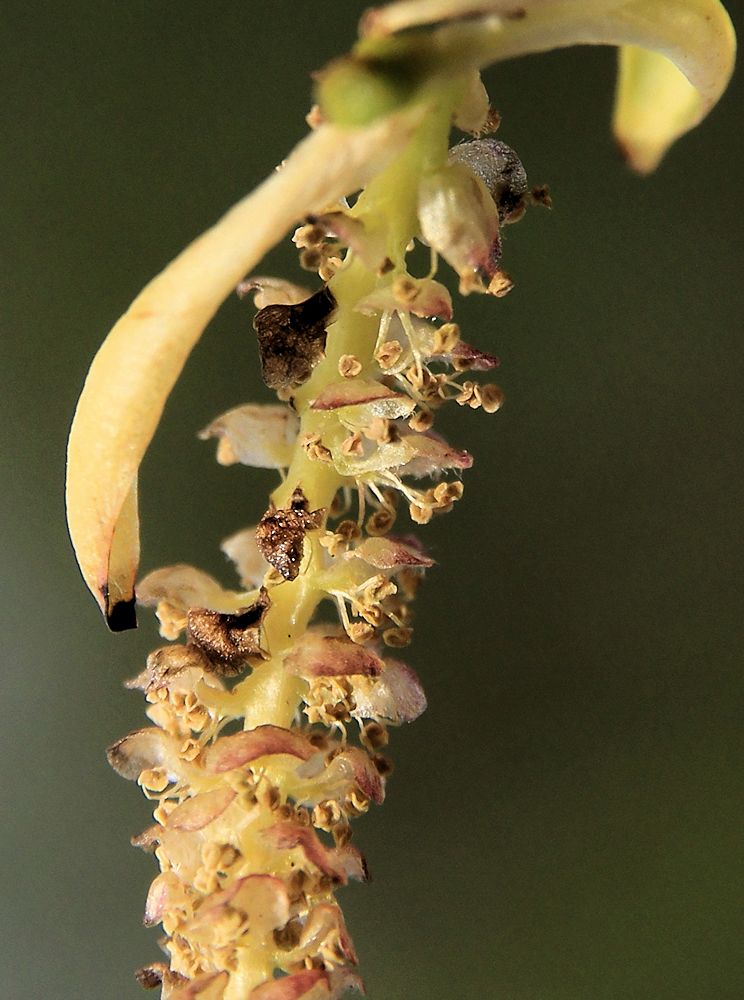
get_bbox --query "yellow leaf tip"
[614,134,662,177]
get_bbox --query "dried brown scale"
[187,589,271,674]
[135,964,186,991]
[255,488,325,581]
[253,286,336,391]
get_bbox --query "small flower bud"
[316,54,421,127]
[418,162,501,290]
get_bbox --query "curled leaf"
[613,44,706,173]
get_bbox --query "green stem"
[238,88,459,731]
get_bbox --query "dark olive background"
[2,3,743,998]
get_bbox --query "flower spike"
[67,4,733,998]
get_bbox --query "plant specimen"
[66,2,735,998]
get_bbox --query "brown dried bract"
[130,824,160,852]
[134,964,172,990]
[135,963,190,991]
[256,488,324,582]
[187,588,271,675]
[253,286,336,391]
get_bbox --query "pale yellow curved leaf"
[362,0,735,168]
[613,45,702,173]
[66,110,424,627]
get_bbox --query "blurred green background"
[2,3,743,998]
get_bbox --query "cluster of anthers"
[65,3,734,999]
[111,125,545,1000]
